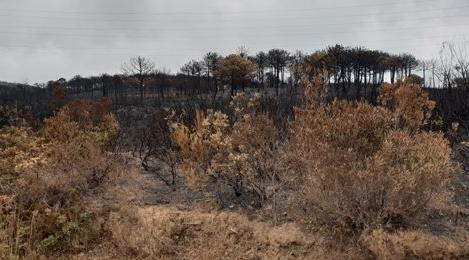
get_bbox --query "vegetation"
[169,93,285,206]
[0,98,125,257]
[215,55,257,95]
[1,46,468,259]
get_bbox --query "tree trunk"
[391,69,396,84]
[139,77,144,103]
[276,67,280,96]
[231,74,235,96]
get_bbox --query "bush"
[0,98,120,257]
[43,98,118,145]
[292,100,393,158]
[136,109,181,186]
[404,74,424,86]
[379,82,435,131]
[170,93,286,206]
[290,79,455,235]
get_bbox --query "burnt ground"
[419,141,469,237]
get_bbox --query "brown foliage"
[108,206,322,260]
[290,78,455,234]
[1,69,462,258]
[361,229,469,259]
[379,81,436,131]
[404,74,424,86]
[170,93,286,205]
[43,98,118,145]
[215,55,257,93]
[292,100,393,158]
[0,98,120,256]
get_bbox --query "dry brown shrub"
[230,114,281,198]
[0,98,121,257]
[292,100,393,158]
[43,98,118,145]
[49,81,66,101]
[0,127,46,193]
[291,77,455,235]
[403,74,424,86]
[25,98,119,210]
[379,82,436,131]
[170,93,286,206]
[371,131,454,216]
[301,72,330,107]
[170,109,232,189]
[361,228,469,260]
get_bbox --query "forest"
[1,42,469,259]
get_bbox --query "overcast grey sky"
[0,0,468,83]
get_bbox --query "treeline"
[60,45,424,103]
[2,44,468,105]
[2,43,468,126]
[0,82,49,104]
[62,45,468,101]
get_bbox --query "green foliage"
[215,55,257,93]
[40,211,93,250]
[40,235,58,249]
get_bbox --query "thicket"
[169,93,288,207]
[169,76,456,236]
[0,98,120,257]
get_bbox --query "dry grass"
[107,206,331,260]
[361,228,469,259]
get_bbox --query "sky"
[0,0,468,83]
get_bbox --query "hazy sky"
[0,0,468,83]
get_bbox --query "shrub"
[170,93,286,206]
[43,98,118,145]
[404,74,424,86]
[0,127,47,194]
[0,98,120,256]
[230,114,281,199]
[292,100,393,158]
[137,108,180,186]
[379,82,435,131]
[290,78,455,235]
[170,109,232,189]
